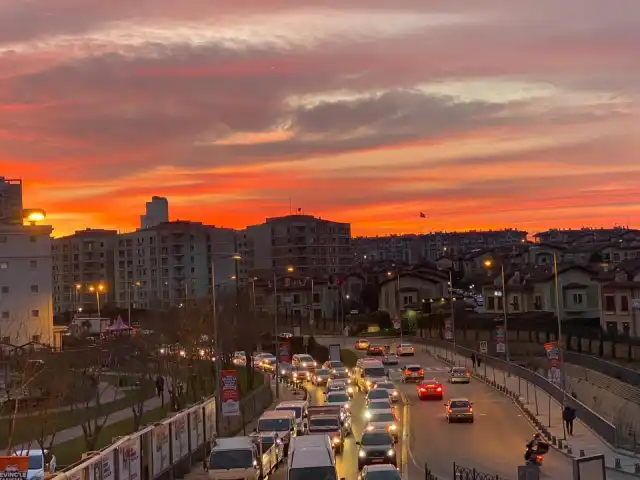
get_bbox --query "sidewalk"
[426,343,640,476]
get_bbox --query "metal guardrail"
[424,462,440,479]
[413,336,619,449]
[564,350,640,387]
[453,463,503,479]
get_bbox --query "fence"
[412,336,618,449]
[55,383,272,480]
[564,350,640,387]
[453,463,503,479]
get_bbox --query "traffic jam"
[206,338,473,480]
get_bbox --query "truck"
[208,434,283,480]
[306,406,347,454]
[329,344,341,362]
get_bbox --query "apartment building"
[113,221,236,311]
[421,230,528,261]
[353,235,421,264]
[51,229,118,314]
[140,196,169,229]
[246,214,352,279]
[0,177,23,225]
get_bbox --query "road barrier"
[424,462,440,479]
[413,337,618,449]
[453,462,503,479]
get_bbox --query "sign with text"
[278,341,291,364]
[544,342,561,387]
[117,437,140,480]
[479,341,488,354]
[0,457,28,480]
[495,326,506,353]
[171,413,189,463]
[221,370,240,417]
[444,319,453,340]
[151,422,171,476]
[188,407,204,453]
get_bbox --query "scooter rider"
[525,433,542,461]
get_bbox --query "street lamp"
[553,252,566,403]
[273,266,294,399]
[448,270,457,356]
[387,270,403,345]
[74,284,81,313]
[88,284,106,319]
[127,282,141,327]
[483,259,509,361]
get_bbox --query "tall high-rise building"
[51,229,119,313]
[245,214,352,278]
[140,196,169,229]
[0,177,24,225]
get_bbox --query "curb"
[429,350,640,477]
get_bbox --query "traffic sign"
[479,341,488,354]
[393,318,400,330]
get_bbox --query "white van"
[354,359,387,392]
[256,410,297,455]
[208,437,260,480]
[275,400,309,434]
[288,436,344,480]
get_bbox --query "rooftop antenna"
[289,197,292,215]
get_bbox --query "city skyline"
[1,0,639,237]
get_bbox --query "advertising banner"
[118,436,140,480]
[545,342,561,386]
[87,448,115,480]
[221,370,240,417]
[495,326,506,353]
[189,407,204,452]
[151,422,171,477]
[444,319,453,340]
[0,457,28,480]
[171,413,189,463]
[278,341,291,364]
[204,400,216,441]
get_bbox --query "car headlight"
[388,424,397,431]
[332,369,336,374]
[344,403,350,409]
[332,437,340,444]
[302,362,307,366]
[387,449,395,456]
[366,381,372,386]
[359,450,366,458]
[347,387,354,393]
[293,373,297,378]
[366,425,375,431]
[365,411,371,419]
[281,369,286,375]
[392,390,399,396]
[313,362,317,367]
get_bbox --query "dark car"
[367,344,384,356]
[357,431,397,470]
[417,379,444,400]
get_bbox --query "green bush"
[341,349,358,367]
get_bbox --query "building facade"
[0,177,23,225]
[353,235,420,264]
[113,221,237,312]
[246,215,352,279]
[0,222,54,345]
[140,196,169,229]
[52,229,118,314]
[421,230,528,261]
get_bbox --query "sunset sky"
[1,0,639,237]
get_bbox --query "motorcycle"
[524,450,544,466]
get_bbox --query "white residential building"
[114,221,237,311]
[0,223,54,345]
[140,196,169,229]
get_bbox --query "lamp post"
[553,252,566,403]
[127,282,140,327]
[273,266,294,399]
[88,284,106,319]
[449,270,456,355]
[484,259,510,361]
[74,284,81,314]
[210,253,242,432]
[387,271,403,345]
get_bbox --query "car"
[417,379,444,400]
[374,381,400,403]
[323,360,350,377]
[366,389,391,405]
[275,400,309,434]
[325,391,351,412]
[356,339,371,350]
[355,359,388,393]
[262,356,277,373]
[445,398,474,423]
[232,351,246,366]
[364,409,399,442]
[401,364,424,383]
[358,464,401,479]
[253,353,272,369]
[313,368,331,385]
[382,353,398,365]
[364,399,393,419]
[327,379,349,394]
[449,366,471,384]
[396,343,415,356]
[356,431,397,470]
[292,366,313,384]
[367,344,384,356]
[292,354,317,369]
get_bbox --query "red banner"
[220,370,239,417]
[278,340,291,363]
[0,457,28,480]
[544,342,561,386]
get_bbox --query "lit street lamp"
[387,270,403,345]
[273,266,294,399]
[484,259,509,361]
[88,284,106,319]
[128,282,141,327]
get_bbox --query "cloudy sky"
[1,0,639,236]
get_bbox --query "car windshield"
[360,432,393,446]
[276,406,302,419]
[210,449,253,469]
[258,418,290,431]
[364,367,386,377]
[407,366,422,372]
[329,361,344,368]
[310,418,340,428]
[377,383,394,390]
[298,355,313,362]
[370,413,395,422]
[368,390,389,399]
[370,344,380,348]
[450,401,470,408]
[288,467,337,480]
[421,381,439,387]
[317,369,330,376]
[28,456,43,470]
[327,393,349,403]
[386,353,397,357]
[453,368,467,373]
[368,402,390,410]
[333,372,349,379]
[365,470,401,480]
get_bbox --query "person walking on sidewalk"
[563,404,576,435]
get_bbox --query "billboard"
[87,448,116,480]
[188,407,204,452]
[0,457,28,480]
[221,370,240,417]
[278,341,291,364]
[171,413,189,463]
[118,436,140,480]
[495,326,506,353]
[151,422,171,477]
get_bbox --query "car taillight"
[436,387,442,392]
[447,408,452,413]
[418,370,424,375]
[466,372,470,377]
[469,407,473,412]
[419,388,426,392]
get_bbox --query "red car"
[417,379,444,400]
[367,344,384,356]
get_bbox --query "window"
[487,297,495,310]
[572,294,584,305]
[0,262,7,269]
[31,309,40,318]
[623,322,631,336]
[29,260,38,269]
[604,295,616,312]
[1,286,8,294]
[512,296,520,311]
[620,296,630,312]
[30,285,39,294]
[29,236,37,243]
[293,294,300,304]
[497,297,503,311]
[1,311,8,319]
[534,295,542,310]
[313,292,320,303]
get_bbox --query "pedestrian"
[563,404,576,435]
[470,353,477,369]
[155,375,162,397]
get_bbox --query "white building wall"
[0,224,54,345]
